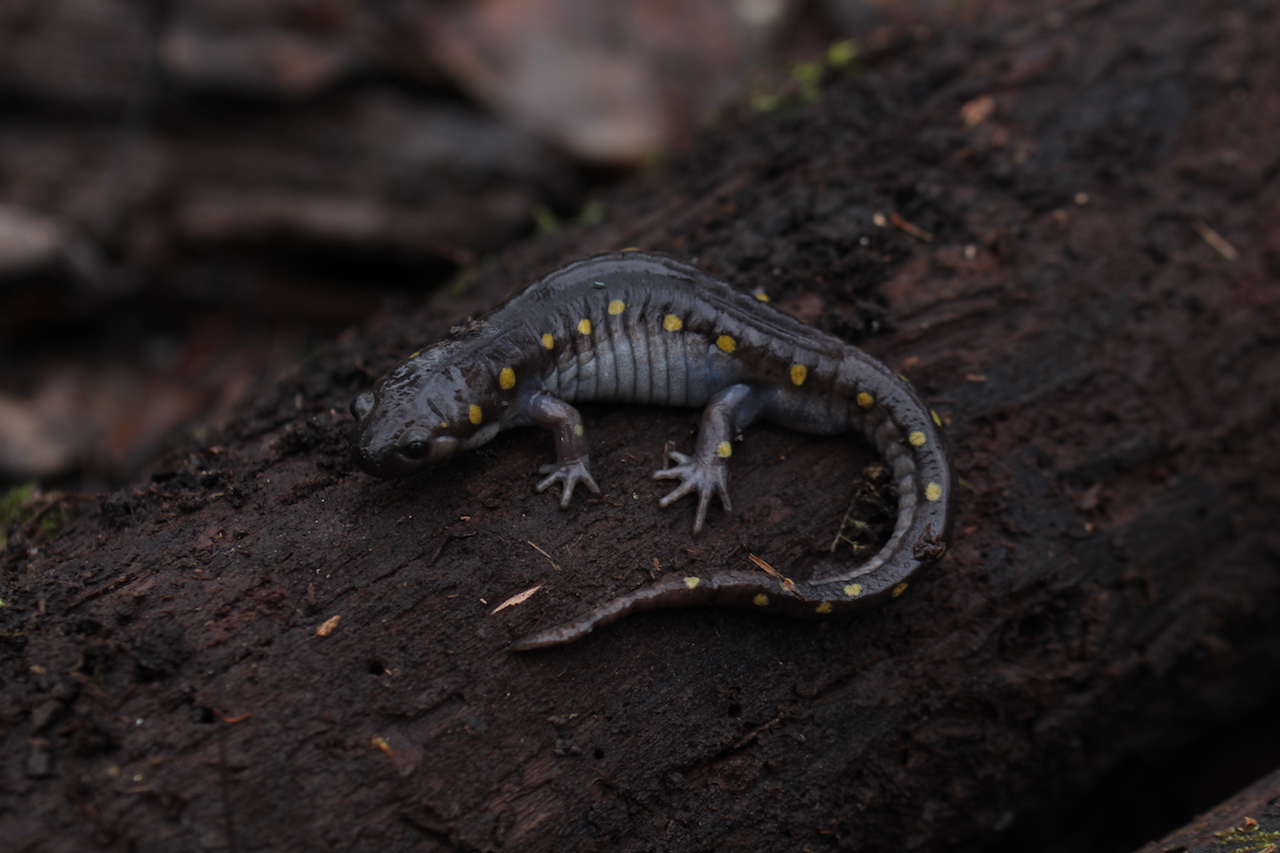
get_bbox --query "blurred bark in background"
[0,0,869,483]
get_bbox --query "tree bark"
[4,0,1280,850]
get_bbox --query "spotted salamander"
[350,252,954,650]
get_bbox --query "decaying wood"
[1136,768,1280,853]
[3,0,1280,850]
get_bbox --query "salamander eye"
[351,392,374,421]
[402,436,429,460]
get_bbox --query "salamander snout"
[349,390,408,478]
[351,433,423,478]
[350,408,461,479]
[348,359,466,478]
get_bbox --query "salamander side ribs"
[350,252,955,650]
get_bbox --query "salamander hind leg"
[652,383,762,534]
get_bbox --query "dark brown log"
[1134,768,1280,853]
[4,0,1280,851]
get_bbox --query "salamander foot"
[536,457,601,507]
[653,449,731,533]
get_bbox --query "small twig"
[491,585,542,614]
[829,498,869,553]
[747,554,796,592]
[314,615,341,637]
[747,554,781,577]
[1192,219,1240,261]
[888,212,935,242]
[526,540,561,572]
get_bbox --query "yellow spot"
[716,441,732,458]
[754,292,770,302]
[683,577,701,589]
[790,364,807,386]
[608,299,626,315]
[857,392,874,409]
[752,593,769,607]
[499,367,515,390]
[408,351,421,359]
[892,582,909,597]
[663,314,683,332]
[572,424,584,436]
[577,318,592,335]
[815,601,833,615]
[931,409,942,427]
[909,431,926,447]
[716,335,736,353]
[925,482,943,501]
[844,583,863,597]
[541,333,555,349]
[468,404,483,425]
[440,421,448,428]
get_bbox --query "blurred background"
[0,0,934,493]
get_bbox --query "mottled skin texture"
[351,253,955,649]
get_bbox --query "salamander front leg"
[527,392,601,507]
[653,383,761,533]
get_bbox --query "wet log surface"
[4,0,1280,851]
[1134,767,1280,853]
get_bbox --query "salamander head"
[349,352,471,478]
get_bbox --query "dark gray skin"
[350,252,955,650]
